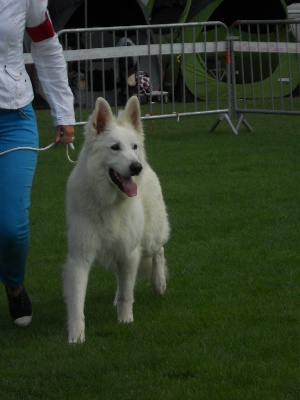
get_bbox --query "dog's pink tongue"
[123,177,137,197]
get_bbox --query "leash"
[0,142,76,164]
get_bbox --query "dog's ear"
[122,96,143,133]
[93,97,113,134]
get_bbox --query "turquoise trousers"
[0,104,38,288]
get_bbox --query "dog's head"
[85,96,145,197]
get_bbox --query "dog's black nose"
[130,162,143,176]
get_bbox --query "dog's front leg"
[113,250,140,323]
[63,258,91,343]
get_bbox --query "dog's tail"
[138,257,152,279]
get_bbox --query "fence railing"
[24,19,300,135]
[25,22,237,134]
[230,19,300,132]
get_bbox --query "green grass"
[0,109,299,399]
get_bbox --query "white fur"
[63,96,170,343]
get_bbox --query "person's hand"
[54,125,75,145]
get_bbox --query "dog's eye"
[133,144,138,150]
[111,144,120,151]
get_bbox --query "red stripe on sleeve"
[26,12,55,42]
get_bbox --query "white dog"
[63,96,170,343]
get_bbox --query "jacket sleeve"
[26,0,75,126]
[30,35,76,126]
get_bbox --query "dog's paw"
[68,335,85,344]
[68,320,85,343]
[68,329,85,344]
[117,302,134,323]
[118,316,134,323]
[151,276,167,295]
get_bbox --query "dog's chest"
[95,202,144,249]
[93,217,144,268]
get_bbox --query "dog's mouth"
[109,168,139,197]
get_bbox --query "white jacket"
[0,0,75,126]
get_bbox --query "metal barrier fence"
[24,20,300,135]
[230,19,300,132]
[24,22,237,135]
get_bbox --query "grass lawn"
[0,107,299,399]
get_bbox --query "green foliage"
[0,109,299,399]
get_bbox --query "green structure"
[149,0,297,100]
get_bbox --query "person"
[0,0,76,327]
